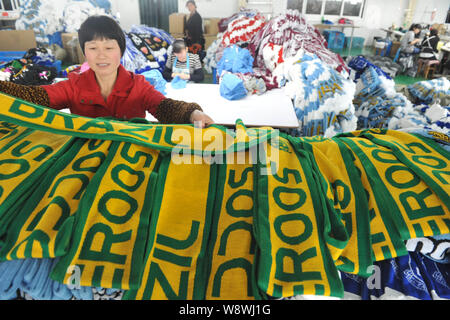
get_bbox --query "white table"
[380,28,406,41]
[147,83,299,129]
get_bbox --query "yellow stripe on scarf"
[204,153,258,300]
[51,141,161,290]
[0,139,112,260]
[254,135,343,298]
[128,154,214,299]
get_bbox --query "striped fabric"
[0,92,448,300]
[165,53,203,73]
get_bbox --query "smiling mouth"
[97,63,110,68]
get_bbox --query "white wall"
[412,0,449,25]
[177,0,239,18]
[110,0,141,31]
[157,0,448,45]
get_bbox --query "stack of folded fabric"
[121,26,174,74]
[280,52,356,137]
[248,9,348,90]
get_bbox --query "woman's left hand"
[190,110,215,128]
[179,73,190,80]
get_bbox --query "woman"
[162,39,204,83]
[184,0,205,55]
[419,28,440,60]
[400,24,422,54]
[0,15,214,128]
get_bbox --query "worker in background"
[163,39,204,83]
[184,0,205,57]
[0,15,214,128]
[400,23,422,54]
[419,28,440,60]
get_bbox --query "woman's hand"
[190,109,215,128]
[179,73,190,80]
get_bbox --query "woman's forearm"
[0,81,51,107]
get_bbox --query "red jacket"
[41,65,165,119]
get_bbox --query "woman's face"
[186,3,196,13]
[84,38,122,78]
[175,48,187,62]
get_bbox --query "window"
[286,0,365,18]
[0,0,17,11]
[306,0,323,15]
[324,0,342,15]
[343,0,363,17]
[287,0,304,12]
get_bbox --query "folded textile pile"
[407,234,450,264]
[0,93,448,300]
[204,34,223,74]
[352,66,404,129]
[217,9,260,33]
[341,251,450,300]
[62,1,111,33]
[279,52,356,137]
[348,55,393,82]
[0,257,123,300]
[248,10,348,90]
[216,45,266,99]
[122,26,174,74]
[15,0,113,46]
[407,77,450,106]
[140,70,168,96]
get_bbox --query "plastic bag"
[219,73,248,100]
[141,69,168,95]
[171,76,188,89]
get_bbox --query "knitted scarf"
[0,92,448,300]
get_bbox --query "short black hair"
[172,39,187,54]
[186,0,196,8]
[78,15,126,56]
[409,23,421,31]
[430,28,438,36]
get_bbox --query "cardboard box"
[204,35,218,50]
[171,33,185,40]
[61,33,85,64]
[431,23,446,36]
[390,41,401,58]
[169,13,186,34]
[204,18,221,35]
[0,30,37,51]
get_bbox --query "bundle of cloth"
[140,70,168,96]
[216,45,266,100]
[348,55,393,83]
[15,0,113,46]
[0,93,449,300]
[388,77,450,135]
[0,49,58,86]
[122,25,174,74]
[205,11,267,76]
[277,51,356,137]
[0,258,123,300]
[217,8,260,33]
[62,1,111,33]
[352,66,450,137]
[363,55,403,79]
[340,251,450,300]
[248,9,348,90]
[204,34,223,74]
